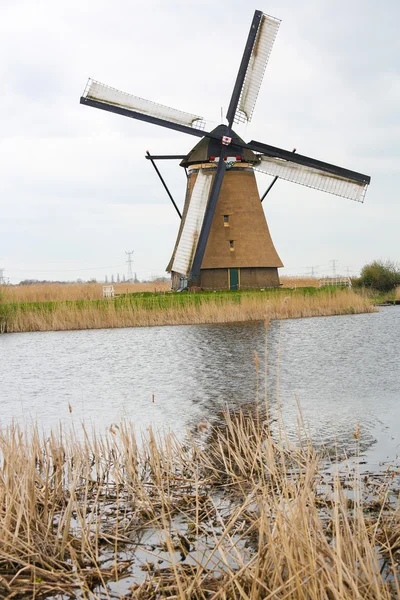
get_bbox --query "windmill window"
[223,215,230,227]
[229,240,235,251]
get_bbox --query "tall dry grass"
[280,276,320,288]
[1,281,171,303]
[0,289,375,333]
[0,410,398,598]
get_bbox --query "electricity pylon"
[125,251,134,282]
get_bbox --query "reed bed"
[0,289,375,333]
[1,282,171,303]
[0,410,398,599]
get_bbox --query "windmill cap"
[180,125,258,167]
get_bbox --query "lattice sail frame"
[171,170,213,276]
[234,14,281,125]
[83,79,206,130]
[255,156,368,202]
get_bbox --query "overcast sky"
[0,0,399,283]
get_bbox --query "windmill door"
[229,268,239,291]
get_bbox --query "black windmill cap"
[180,125,258,167]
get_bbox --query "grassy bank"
[0,287,375,333]
[356,285,400,306]
[0,411,398,598]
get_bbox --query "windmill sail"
[255,155,368,202]
[233,14,280,125]
[83,79,205,129]
[171,170,213,276]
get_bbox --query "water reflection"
[0,307,399,467]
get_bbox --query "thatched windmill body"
[81,11,370,291]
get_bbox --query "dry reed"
[1,281,170,303]
[0,289,375,333]
[0,411,398,599]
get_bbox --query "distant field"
[1,277,318,304]
[1,281,171,302]
[280,276,319,288]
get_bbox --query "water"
[0,307,399,468]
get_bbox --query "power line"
[280,263,330,273]
[306,265,320,277]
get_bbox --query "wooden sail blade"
[171,170,213,276]
[248,140,370,183]
[255,155,369,202]
[84,79,204,127]
[80,79,208,139]
[189,157,227,282]
[226,11,280,127]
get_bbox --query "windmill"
[80,10,370,291]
